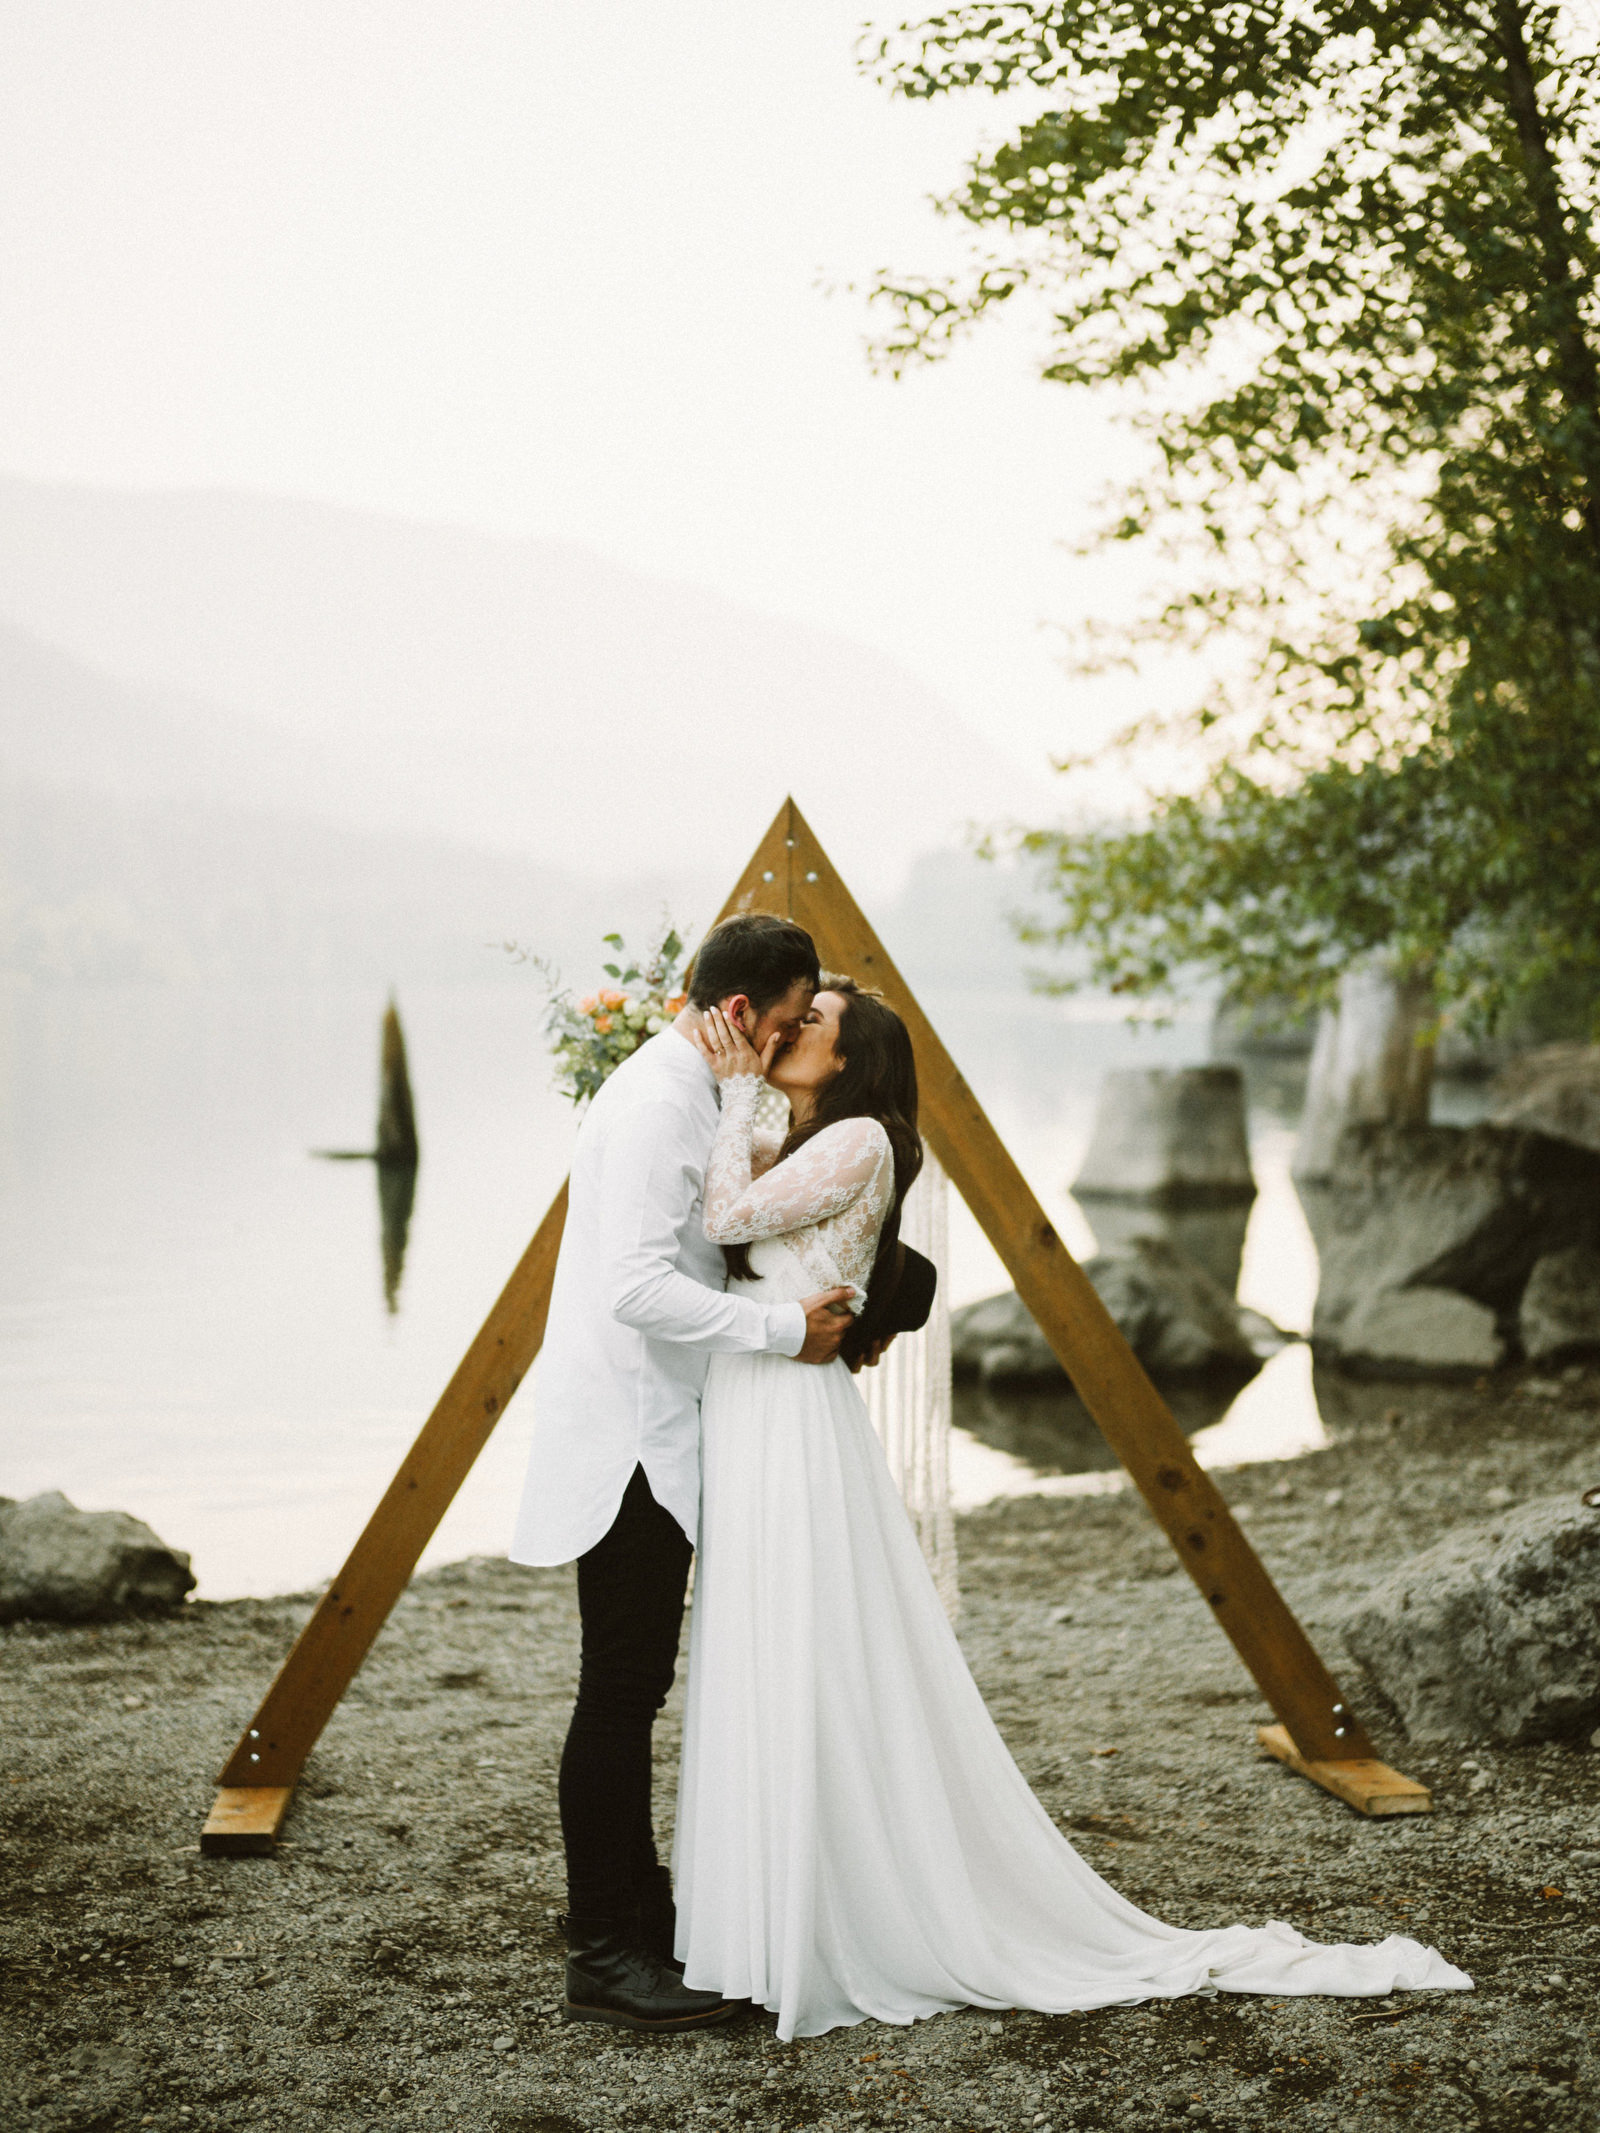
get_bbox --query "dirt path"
[4,1372,1598,2133]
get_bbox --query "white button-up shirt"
[510,1028,806,1565]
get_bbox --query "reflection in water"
[951,1341,1331,1508]
[1189,1342,1327,1467]
[311,996,422,1314]
[949,1341,1467,1510]
[944,1052,1340,1509]
[953,1380,1122,1476]
[953,1371,1255,1478]
[377,1157,418,1315]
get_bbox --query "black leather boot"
[634,1862,685,1974]
[561,1914,738,2032]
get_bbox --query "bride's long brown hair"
[721,975,923,1289]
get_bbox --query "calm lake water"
[0,981,1484,1597]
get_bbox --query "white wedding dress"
[672,1076,1471,2040]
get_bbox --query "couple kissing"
[510,913,1469,2041]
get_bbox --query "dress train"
[672,1240,1471,2041]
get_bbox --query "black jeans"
[558,1463,693,1921]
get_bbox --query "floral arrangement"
[540,923,691,1105]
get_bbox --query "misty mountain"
[0,617,329,818]
[0,476,1049,897]
[0,614,1027,992]
[0,615,694,985]
[0,770,594,989]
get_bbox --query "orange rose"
[665,993,688,1014]
[594,1014,613,1033]
[601,988,627,1010]
[577,994,597,1013]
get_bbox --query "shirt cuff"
[769,1301,807,1357]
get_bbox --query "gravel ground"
[4,1366,1599,2133]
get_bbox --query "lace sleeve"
[750,1126,786,1180]
[703,1080,890,1248]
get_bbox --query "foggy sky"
[0,1,1178,785]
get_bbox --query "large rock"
[951,1236,1265,1387]
[1490,1043,1600,1157]
[1072,1066,1255,1203]
[1304,1121,1600,1363]
[1088,1236,1261,1376]
[0,1491,195,1622]
[1338,1287,1503,1376]
[1343,1494,1600,1744]
[1520,1245,1600,1362]
[951,1289,1061,1385]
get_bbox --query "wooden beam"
[203,794,1418,1850]
[210,1184,568,1806]
[709,804,801,927]
[752,800,1384,1771]
[1258,1726,1433,1817]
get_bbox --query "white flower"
[647,1014,665,1033]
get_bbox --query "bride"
[673,980,1471,2041]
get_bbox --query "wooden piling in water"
[376,997,418,1168]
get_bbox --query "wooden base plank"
[200,1785,295,1857]
[1257,1725,1433,1817]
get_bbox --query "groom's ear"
[722,993,752,1034]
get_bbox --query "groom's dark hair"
[687,913,820,1012]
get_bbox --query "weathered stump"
[1072,1066,1256,1204]
[1293,957,1435,1181]
[377,996,419,1166]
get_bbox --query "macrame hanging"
[863,1149,960,1622]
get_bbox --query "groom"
[510,912,855,2031]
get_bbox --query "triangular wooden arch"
[201,799,1429,1856]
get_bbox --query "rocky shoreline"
[4,1369,1599,2133]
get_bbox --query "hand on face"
[691,1003,784,1081]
